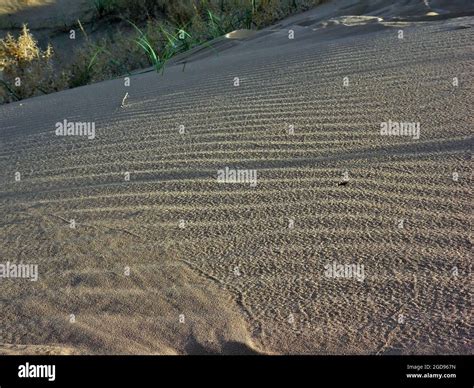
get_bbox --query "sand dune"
[0,0,472,354]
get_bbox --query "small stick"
[121,92,129,108]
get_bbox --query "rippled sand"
[0,0,472,354]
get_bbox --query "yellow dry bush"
[0,24,61,103]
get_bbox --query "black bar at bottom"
[0,355,471,387]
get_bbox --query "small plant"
[127,20,207,74]
[207,10,226,38]
[176,27,195,51]
[68,45,102,87]
[128,21,166,73]
[0,24,60,103]
[0,25,44,68]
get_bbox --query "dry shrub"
[0,24,66,103]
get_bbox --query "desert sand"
[0,0,472,354]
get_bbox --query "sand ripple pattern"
[0,13,472,354]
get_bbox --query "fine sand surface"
[0,0,472,355]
